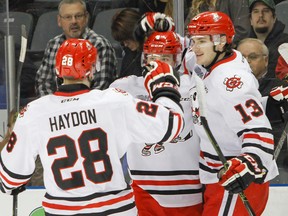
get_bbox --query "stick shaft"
[274,121,288,159]
[194,73,255,216]
[13,194,18,216]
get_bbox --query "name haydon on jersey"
[110,74,203,208]
[190,50,278,185]
[0,85,183,216]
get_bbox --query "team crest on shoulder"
[113,88,129,96]
[223,75,243,92]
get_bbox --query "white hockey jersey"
[110,74,203,208]
[190,50,278,184]
[0,84,183,215]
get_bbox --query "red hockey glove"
[218,154,267,194]
[143,60,180,103]
[134,12,175,42]
[270,85,288,101]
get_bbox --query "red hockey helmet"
[55,38,97,79]
[187,11,235,44]
[143,31,182,67]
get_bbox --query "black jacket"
[118,47,142,78]
[250,20,288,78]
[258,77,288,143]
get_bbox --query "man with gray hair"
[249,0,288,78]
[237,37,288,149]
[35,0,117,96]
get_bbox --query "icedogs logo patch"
[223,75,243,92]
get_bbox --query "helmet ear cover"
[187,11,235,45]
[142,31,182,67]
[55,38,97,80]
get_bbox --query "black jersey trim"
[159,111,175,144]
[0,155,32,180]
[242,143,274,155]
[130,169,199,176]
[199,163,219,173]
[237,127,273,137]
[45,202,136,216]
[147,188,203,195]
[44,185,131,201]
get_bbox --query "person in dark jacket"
[217,0,251,47]
[249,0,288,78]
[111,8,143,78]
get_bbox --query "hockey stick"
[274,120,288,160]
[193,73,256,216]
[12,24,27,216]
[15,24,28,113]
[273,43,288,159]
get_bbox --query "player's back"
[21,88,139,215]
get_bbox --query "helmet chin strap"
[203,45,224,70]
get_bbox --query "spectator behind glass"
[184,0,216,33]
[184,0,250,47]
[237,38,288,147]
[216,0,250,47]
[35,0,117,97]
[138,0,167,15]
[138,0,190,21]
[111,8,143,78]
[249,0,288,78]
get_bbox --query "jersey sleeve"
[113,89,184,145]
[0,106,38,193]
[212,70,276,179]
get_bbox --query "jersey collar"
[54,84,90,96]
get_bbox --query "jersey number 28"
[47,128,112,190]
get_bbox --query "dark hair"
[111,8,141,42]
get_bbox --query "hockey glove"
[218,154,267,194]
[143,60,180,103]
[134,12,175,42]
[270,85,288,101]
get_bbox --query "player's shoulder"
[110,75,142,88]
[209,51,258,93]
[98,87,135,102]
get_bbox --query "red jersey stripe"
[42,192,133,211]
[243,134,274,145]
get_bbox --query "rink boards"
[0,186,287,215]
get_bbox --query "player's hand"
[11,185,26,195]
[0,181,26,195]
[134,12,175,42]
[218,154,267,194]
[143,60,180,102]
[270,85,288,101]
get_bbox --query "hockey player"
[0,39,184,216]
[187,11,278,215]
[110,31,203,216]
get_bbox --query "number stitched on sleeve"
[136,101,158,117]
[234,99,263,124]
